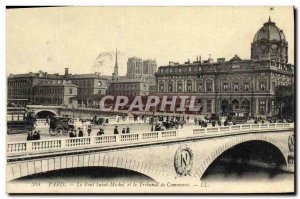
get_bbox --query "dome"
[253,17,286,42]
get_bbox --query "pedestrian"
[126,126,130,134]
[218,120,222,126]
[224,120,228,126]
[87,126,92,136]
[187,115,189,122]
[122,128,126,134]
[97,128,103,136]
[69,130,77,138]
[78,128,84,137]
[151,125,154,132]
[212,120,216,127]
[114,126,119,134]
[26,131,33,141]
[32,130,41,140]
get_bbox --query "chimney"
[65,68,69,76]
[208,54,214,64]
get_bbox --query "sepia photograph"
[5,6,295,194]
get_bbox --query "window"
[13,114,18,121]
[98,90,102,94]
[244,82,249,91]
[260,82,266,91]
[197,83,202,92]
[206,82,212,92]
[177,81,182,92]
[7,114,12,121]
[272,82,276,90]
[186,81,192,92]
[159,83,164,92]
[98,81,102,86]
[271,100,275,113]
[233,83,239,91]
[69,88,73,94]
[188,67,191,72]
[223,83,228,91]
[207,100,212,113]
[259,100,266,114]
[168,83,173,92]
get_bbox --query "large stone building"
[68,72,110,107]
[7,68,110,107]
[155,18,294,117]
[7,70,65,104]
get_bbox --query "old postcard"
[6,6,295,193]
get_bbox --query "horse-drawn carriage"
[49,116,75,136]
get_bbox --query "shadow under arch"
[35,110,58,118]
[201,140,287,180]
[13,166,156,182]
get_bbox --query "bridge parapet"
[7,123,293,158]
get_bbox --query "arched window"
[186,80,193,92]
[159,81,164,92]
[177,81,183,92]
[168,81,173,92]
[196,82,202,92]
[241,99,251,111]
[232,99,239,111]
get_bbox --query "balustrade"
[6,123,293,156]
[142,132,159,139]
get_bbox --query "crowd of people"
[25,112,290,142]
[113,126,130,134]
[193,117,238,127]
[68,125,106,138]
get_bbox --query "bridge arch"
[34,110,58,118]
[193,134,289,180]
[14,166,155,182]
[7,153,163,182]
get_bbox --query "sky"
[6,6,294,76]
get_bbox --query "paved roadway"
[7,121,202,142]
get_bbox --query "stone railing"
[7,123,293,157]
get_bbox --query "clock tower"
[251,17,288,63]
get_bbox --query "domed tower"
[251,17,288,63]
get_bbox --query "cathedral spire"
[268,16,271,22]
[112,48,118,80]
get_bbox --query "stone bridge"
[7,123,294,184]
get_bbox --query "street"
[7,120,200,142]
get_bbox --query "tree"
[274,84,294,119]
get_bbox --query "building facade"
[155,18,294,117]
[33,80,77,106]
[7,70,65,104]
[126,57,157,82]
[7,68,110,107]
[69,73,110,107]
[107,79,151,97]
